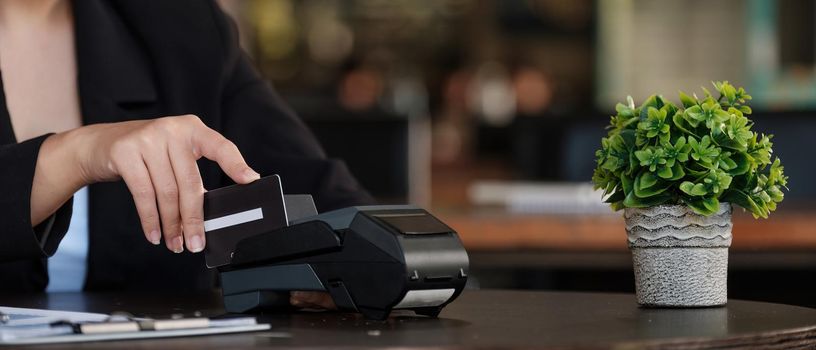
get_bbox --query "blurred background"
[219,0,816,306]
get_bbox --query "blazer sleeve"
[0,135,73,262]
[210,3,375,212]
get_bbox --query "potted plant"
[592,81,788,307]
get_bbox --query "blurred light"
[251,0,298,60]
[338,68,384,111]
[307,19,354,66]
[385,67,429,118]
[513,67,553,115]
[469,62,516,126]
[432,120,464,164]
[304,2,354,66]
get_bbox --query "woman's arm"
[30,131,85,227]
[0,135,71,262]
[30,115,260,254]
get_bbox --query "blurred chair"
[561,118,607,183]
[750,112,815,202]
[293,98,430,206]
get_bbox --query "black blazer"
[0,0,373,292]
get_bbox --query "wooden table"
[5,290,816,349]
[430,161,816,252]
[438,209,816,252]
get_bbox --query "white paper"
[0,307,279,345]
[0,306,108,326]
[1,324,277,345]
[394,288,455,309]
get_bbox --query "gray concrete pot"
[624,203,732,307]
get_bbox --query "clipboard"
[1,324,277,346]
[0,306,283,345]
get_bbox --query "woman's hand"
[80,115,260,253]
[32,115,340,310]
[36,115,259,253]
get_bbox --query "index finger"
[192,126,260,184]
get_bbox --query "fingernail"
[244,169,261,181]
[188,235,204,253]
[173,236,184,253]
[148,230,161,245]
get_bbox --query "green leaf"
[672,111,699,137]
[679,91,697,108]
[628,152,639,175]
[619,129,637,150]
[640,171,658,189]
[715,136,746,152]
[730,173,749,191]
[616,103,633,117]
[722,189,763,217]
[668,162,686,181]
[638,95,664,120]
[634,150,652,163]
[661,102,679,120]
[685,197,719,216]
[727,152,751,176]
[661,136,690,169]
[623,191,643,208]
[604,189,626,203]
[747,173,758,191]
[638,107,671,141]
[624,191,672,208]
[635,147,667,172]
[620,174,634,195]
[657,166,673,179]
[684,105,703,127]
[692,183,707,196]
[710,109,731,129]
[701,86,713,98]
[680,181,707,196]
[689,135,721,167]
[721,83,737,103]
[634,172,670,197]
[719,154,737,171]
[702,197,720,213]
[768,185,785,202]
[768,157,788,188]
[685,165,709,178]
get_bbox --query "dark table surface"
[3,289,816,349]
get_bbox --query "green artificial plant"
[592,81,788,218]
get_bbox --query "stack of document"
[469,181,613,214]
[0,306,277,345]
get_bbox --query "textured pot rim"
[624,202,733,247]
[624,202,732,216]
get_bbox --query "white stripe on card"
[204,208,264,232]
